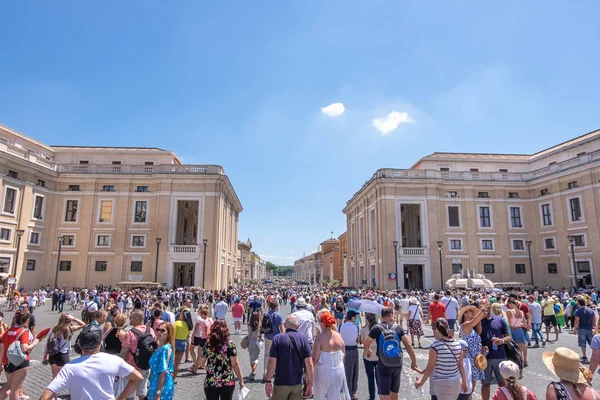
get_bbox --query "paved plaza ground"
[5,302,600,399]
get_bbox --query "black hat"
[78,324,103,350]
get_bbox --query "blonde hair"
[112,312,127,329]
[491,303,506,320]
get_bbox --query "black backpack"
[335,300,345,313]
[129,326,158,370]
[261,311,274,334]
[46,332,65,356]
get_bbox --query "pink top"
[492,387,537,400]
[122,325,156,370]
[197,317,214,339]
[231,303,245,318]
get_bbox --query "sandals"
[186,367,198,374]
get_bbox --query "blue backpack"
[378,323,403,368]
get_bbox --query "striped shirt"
[430,339,462,380]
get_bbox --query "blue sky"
[1,2,600,265]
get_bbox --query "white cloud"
[372,111,414,135]
[321,102,345,117]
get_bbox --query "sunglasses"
[156,328,167,333]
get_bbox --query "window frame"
[567,196,584,223]
[97,199,115,224]
[484,263,495,274]
[59,261,72,271]
[368,208,376,251]
[480,238,495,251]
[451,263,463,274]
[25,259,36,271]
[2,185,19,217]
[132,200,149,224]
[61,234,76,247]
[512,239,525,251]
[0,226,13,243]
[28,231,41,246]
[543,237,556,251]
[515,264,526,274]
[571,233,587,248]
[31,194,45,221]
[478,205,492,228]
[131,234,147,248]
[63,198,80,223]
[358,216,364,254]
[446,204,462,228]
[548,263,558,274]
[95,261,107,272]
[540,203,553,227]
[130,261,143,272]
[95,234,112,248]
[508,205,524,229]
[449,238,463,251]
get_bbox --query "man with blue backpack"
[362,307,418,400]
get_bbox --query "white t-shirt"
[408,304,422,321]
[441,297,459,320]
[339,322,359,346]
[399,298,410,314]
[84,301,98,312]
[528,302,542,324]
[28,296,37,307]
[46,352,134,400]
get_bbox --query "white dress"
[313,350,351,400]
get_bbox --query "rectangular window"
[359,217,364,254]
[136,186,149,192]
[350,222,355,255]
[62,235,75,246]
[540,188,549,196]
[96,235,110,247]
[570,198,582,221]
[499,169,508,173]
[130,261,142,272]
[3,188,16,214]
[68,185,80,191]
[515,264,526,274]
[33,195,44,219]
[548,263,558,274]
[482,239,494,250]
[0,257,9,270]
[513,239,524,250]
[29,232,40,245]
[8,170,18,180]
[568,181,578,189]
[102,185,115,192]
[0,228,10,241]
[508,192,519,198]
[37,179,46,187]
[369,209,376,250]
[572,235,585,247]
[577,261,591,273]
[484,264,495,274]
[95,261,107,271]
[134,201,147,223]
[470,168,479,172]
[26,260,35,271]
[545,238,555,249]
[144,162,154,166]
[59,261,72,271]
[79,160,89,164]
[510,207,522,228]
[448,206,460,227]
[132,235,145,247]
[65,200,78,222]
[440,167,449,172]
[542,204,552,226]
[452,263,463,273]
[99,200,113,222]
[478,192,489,198]
[447,191,458,198]
[450,239,462,250]
[479,206,491,227]
[112,161,121,165]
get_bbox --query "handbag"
[7,328,29,366]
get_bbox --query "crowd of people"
[0,282,598,399]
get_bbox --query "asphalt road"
[8,302,600,399]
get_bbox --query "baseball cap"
[78,324,103,351]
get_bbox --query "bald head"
[285,314,299,330]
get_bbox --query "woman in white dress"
[312,310,351,400]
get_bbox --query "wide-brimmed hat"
[458,305,479,324]
[296,297,307,307]
[543,347,588,384]
[475,354,488,371]
[409,298,419,305]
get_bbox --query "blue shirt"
[269,329,311,386]
[249,300,262,312]
[576,307,595,330]
[480,316,509,360]
[265,310,284,340]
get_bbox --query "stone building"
[0,124,241,290]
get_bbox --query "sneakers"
[581,356,589,364]
[542,341,546,347]
[533,344,540,348]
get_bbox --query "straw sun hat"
[458,305,479,324]
[543,347,590,384]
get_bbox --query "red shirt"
[231,303,244,318]
[429,301,446,323]
[2,327,30,365]
[519,302,530,318]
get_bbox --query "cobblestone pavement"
[5,303,600,399]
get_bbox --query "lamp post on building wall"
[526,240,534,286]
[54,236,64,289]
[392,241,399,290]
[154,238,161,283]
[202,239,208,288]
[343,252,347,286]
[12,230,24,289]
[437,241,444,291]
[329,257,333,282]
[568,236,578,289]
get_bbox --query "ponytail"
[435,318,450,338]
[506,378,524,400]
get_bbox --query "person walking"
[339,310,359,399]
[362,307,419,400]
[264,314,314,400]
[458,304,486,395]
[441,290,460,337]
[361,313,379,400]
[491,360,537,400]
[573,297,596,364]
[173,307,192,379]
[246,312,261,381]
[43,313,86,380]
[147,322,175,400]
[527,295,544,347]
[214,296,228,321]
[480,300,512,400]
[197,320,245,400]
[407,297,425,348]
[506,298,528,367]
[541,292,560,342]
[260,301,285,382]
[293,297,316,346]
[231,298,245,335]
[429,294,446,340]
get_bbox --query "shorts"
[4,361,30,373]
[543,315,558,327]
[175,339,187,352]
[125,368,149,398]
[447,319,457,330]
[233,317,242,323]
[510,328,526,344]
[578,328,593,348]
[376,362,402,395]
[192,337,207,347]
[334,312,344,320]
[483,358,505,385]
[48,352,70,367]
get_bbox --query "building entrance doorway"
[404,264,423,289]
[174,263,195,287]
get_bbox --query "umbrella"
[345,299,385,315]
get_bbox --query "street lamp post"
[54,236,64,289]
[392,241,399,290]
[154,238,161,283]
[202,239,208,288]
[526,240,534,286]
[12,230,24,289]
[568,236,578,289]
[343,252,347,286]
[437,241,444,291]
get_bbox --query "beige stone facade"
[344,129,600,290]
[0,124,241,290]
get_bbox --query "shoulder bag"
[287,333,306,392]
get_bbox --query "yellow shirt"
[542,298,556,316]
[174,320,190,340]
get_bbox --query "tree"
[266,261,278,271]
